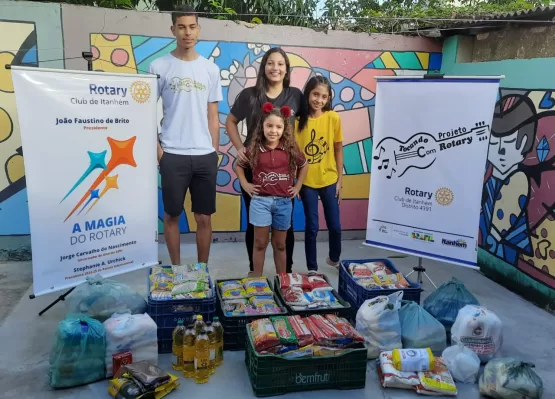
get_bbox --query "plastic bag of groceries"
[104,312,158,377]
[49,314,106,388]
[66,274,147,322]
[423,278,480,334]
[442,343,481,383]
[479,358,544,399]
[356,291,403,359]
[451,305,503,362]
[399,301,447,354]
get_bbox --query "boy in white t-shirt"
[149,5,223,265]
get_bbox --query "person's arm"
[225,113,245,151]
[149,61,164,163]
[288,152,308,198]
[234,154,260,197]
[208,102,220,152]
[333,113,345,202]
[208,64,223,153]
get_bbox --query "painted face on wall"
[488,130,527,178]
[171,15,200,50]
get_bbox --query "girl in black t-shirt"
[226,47,303,273]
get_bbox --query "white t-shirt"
[149,54,223,156]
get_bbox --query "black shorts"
[159,151,218,217]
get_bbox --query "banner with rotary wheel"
[11,66,159,296]
[366,76,502,268]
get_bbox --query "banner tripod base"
[32,287,76,316]
[406,257,437,289]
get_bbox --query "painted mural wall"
[90,34,443,234]
[0,2,442,237]
[441,36,555,307]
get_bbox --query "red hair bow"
[262,102,273,114]
[280,106,291,118]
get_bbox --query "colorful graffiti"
[90,34,442,233]
[0,20,38,235]
[479,88,555,289]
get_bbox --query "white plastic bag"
[356,291,403,359]
[442,343,480,383]
[451,305,503,362]
[103,312,158,377]
[399,301,447,354]
[479,358,544,399]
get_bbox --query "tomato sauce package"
[287,315,314,347]
[278,273,311,290]
[270,316,298,346]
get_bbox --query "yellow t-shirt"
[295,111,344,189]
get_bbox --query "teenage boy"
[149,5,222,265]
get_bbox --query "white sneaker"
[307,270,318,276]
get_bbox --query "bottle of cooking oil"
[193,314,205,336]
[182,324,196,378]
[212,316,224,366]
[194,328,210,384]
[205,322,216,375]
[171,320,185,370]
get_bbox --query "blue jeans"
[249,195,293,230]
[300,183,341,271]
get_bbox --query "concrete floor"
[0,240,553,398]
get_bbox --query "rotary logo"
[129,80,151,103]
[435,187,454,206]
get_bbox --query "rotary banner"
[366,76,501,268]
[11,66,159,296]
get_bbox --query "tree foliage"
[58,0,552,33]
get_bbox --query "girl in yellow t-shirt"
[295,76,344,272]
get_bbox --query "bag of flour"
[451,305,503,362]
[356,291,403,359]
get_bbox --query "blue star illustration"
[77,189,100,215]
[61,151,107,203]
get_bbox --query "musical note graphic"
[378,159,389,170]
[304,129,329,164]
[373,122,490,178]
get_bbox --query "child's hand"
[237,147,248,164]
[288,185,301,199]
[241,182,260,197]
[336,184,342,204]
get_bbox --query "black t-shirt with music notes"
[229,86,303,147]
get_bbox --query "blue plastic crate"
[156,312,215,341]
[338,259,422,310]
[146,266,216,317]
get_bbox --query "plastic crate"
[158,339,172,354]
[273,274,352,318]
[245,326,367,397]
[216,277,288,351]
[156,313,215,341]
[146,266,216,317]
[338,259,422,310]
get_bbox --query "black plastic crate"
[338,258,422,310]
[245,326,367,397]
[273,274,352,318]
[158,339,172,354]
[216,277,288,351]
[146,266,216,317]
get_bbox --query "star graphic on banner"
[78,189,100,215]
[86,175,119,214]
[61,151,107,203]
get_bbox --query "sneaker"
[307,270,318,276]
[326,257,340,269]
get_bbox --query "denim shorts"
[249,195,292,230]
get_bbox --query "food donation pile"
[347,261,410,290]
[277,273,345,310]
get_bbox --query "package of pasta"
[365,261,393,276]
[287,315,314,347]
[348,263,372,280]
[325,315,365,343]
[270,316,298,346]
[309,315,345,343]
[250,319,280,352]
[278,273,311,290]
[249,296,281,314]
[313,346,348,357]
[219,280,242,292]
[374,273,410,288]
[356,278,383,290]
[304,315,327,345]
[307,275,333,292]
[242,277,272,296]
